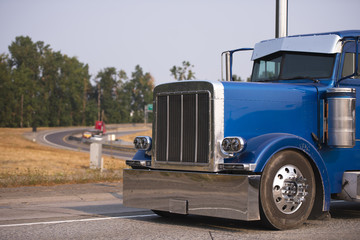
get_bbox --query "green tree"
[57,55,90,126]
[116,70,131,123]
[96,67,121,123]
[0,35,157,127]
[39,48,91,126]
[232,74,242,81]
[0,54,16,127]
[4,35,92,127]
[40,49,62,126]
[125,65,154,122]
[170,61,195,81]
[232,74,251,82]
[8,36,43,127]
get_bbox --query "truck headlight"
[134,136,152,151]
[220,137,245,156]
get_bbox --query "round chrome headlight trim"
[134,136,152,151]
[220,137,246,157]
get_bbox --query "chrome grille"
[155,92,210,164]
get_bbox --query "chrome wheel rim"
[272,164,308,214]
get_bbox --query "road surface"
[0,183,360,240]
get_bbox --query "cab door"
[338,39,360,140]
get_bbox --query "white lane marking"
[0,214,157,228]
[43,130,76,151]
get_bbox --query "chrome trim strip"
[157,90,211,96]
[219,163,257,171]
[180,94,183,162]
[126,160,151,167]
[212,81,225,171]
[154,97,158,160]
[154,161,209,166]
[166,95,169,161]
[195,93,198,163]
[189,207,247,215]
[248,163,257,171]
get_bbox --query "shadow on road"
[130,213,269,232]
[330,201,360,219]
[121,201,360,232]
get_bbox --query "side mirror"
[221,48,254,82]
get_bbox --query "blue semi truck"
[123,30,360,229]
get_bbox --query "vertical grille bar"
[194,94,198,163]
[156,96,167,161]
[180,95,183,162]
[166,96,169,161]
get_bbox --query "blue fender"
[132,150,151,161]
[241,133,331,211]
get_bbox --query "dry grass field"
[117,129,152,142]
[0,128,129,187]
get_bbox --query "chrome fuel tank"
[326,88,356,148]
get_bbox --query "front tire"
[260,150,315,230]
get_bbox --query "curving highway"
[28,126,148,159]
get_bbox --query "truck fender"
[132,150,151,161]
[244,133,330,211]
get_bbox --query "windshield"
[251,52,336,82]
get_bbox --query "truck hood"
[222,81,319,143]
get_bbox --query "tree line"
[0,36,155,127]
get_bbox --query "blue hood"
[222,81,319,143]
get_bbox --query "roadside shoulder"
[0,182,123,205]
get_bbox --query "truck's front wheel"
[260,150,315,230]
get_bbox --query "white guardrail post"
[89,134,116,170]
[90,142,103,170]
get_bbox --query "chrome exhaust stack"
[275,0,288,38]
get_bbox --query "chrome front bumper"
[123,169,261,221]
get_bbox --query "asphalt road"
[0,183,359,240]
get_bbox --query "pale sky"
[1,0,359,85]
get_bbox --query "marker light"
[133,136,152,151]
